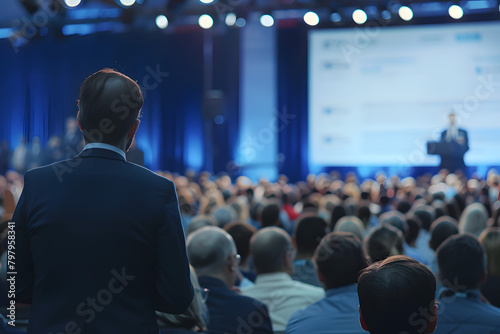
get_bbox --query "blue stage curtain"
[277,27,309,182]
[0,29,239,174]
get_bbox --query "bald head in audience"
[251,227,293,275]
[187,226,239,288]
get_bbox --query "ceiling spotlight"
[398,6,413,21]
[330,12,342,23]
[448,5,464,19]
[304,11,319,26]
[260,14,274,27]
[352,9,367,24]
[156,15,168,29]
[225,13,237,26]
[199,0,214,3]
[198,14,213,29]
[64,0,81,7]
[119,0,136,7]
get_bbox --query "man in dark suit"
[186,226,273,334]
[439,112,469,172]
[12,68,193,333]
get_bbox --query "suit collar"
[76,147,126,161]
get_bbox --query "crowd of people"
[1,69,499,334]
[1,165,500,333]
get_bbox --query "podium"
[427,141,467,172]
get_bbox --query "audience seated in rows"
[241,227,324,331]
[286,232,367,334]
[186,226,273,334]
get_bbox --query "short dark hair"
[224,222,256,264]
[405,216,421,246]
[315,232,367,289]
[429,216,459,251]
[294,215,327,254]
[78,68,143,145]
[364,224,404,262]
[358,255,436,334]
[437,234,485,291]
[261,204,281,227]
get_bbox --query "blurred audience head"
[224,221,256,267]
[292,215,327,258]
[212,205,237,228]
[437,234,486,291]
[334,216,365,242]
[365,224,404,262]
[250,227,293,275]
[479,227,500,277]
[358,255,437,334]
[429,216,459,251]
[314,232,367,290]
[186,215,217,236]
[261,203,281,228]
[459,203,488,237]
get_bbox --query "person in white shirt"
[241,227,324,331]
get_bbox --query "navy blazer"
[197,276,273,334]
[12,148,193,334]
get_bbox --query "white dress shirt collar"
[83,143,126,160]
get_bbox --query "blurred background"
[0,0,500,181]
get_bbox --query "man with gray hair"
[187,226,273,334]
[242,227,324,331]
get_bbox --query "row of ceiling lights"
[61,0,492,29]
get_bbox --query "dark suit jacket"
[439,128,469,172]
[12,148,193,334]
[197,276,273,334]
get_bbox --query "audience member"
[224,221,257,284]
[458,202,488,237]
[334,216,365,241]
[187,226,273,334]
[479,227,500,307]
[364,224,404,262]
[435,234,500,333]
[185,215,217,236]
[291,215,327,287]
[261,203,282,228]
[358,255,438,334]
[427,216,459,274]
[242,227,324,331]
[286,232,367,334]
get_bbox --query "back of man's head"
[293,215,327,256]
[315,232,367,290]
[358,255,437,334]
[364,224,404,262]
[78,68,143,145]
[436,234,485,291]
[224,222,256,265]
[186,226,236,278]
[250,227,292,275]
[261,204,281,227]
[429,216,459,251]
